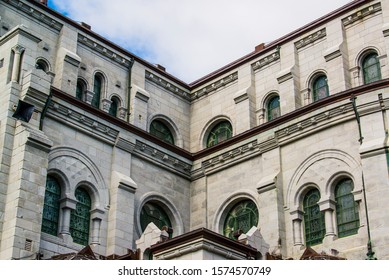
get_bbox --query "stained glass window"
[363,53,381,84]
[223,200,259,240]
[109,97,119,117]
[207,121,232,148]
[335,179,360,238]
[140,202,172,237]
[267,96,280,121]
[92,74,102,108]
[41,176,61,236]
[150,120,174,145]
[70,188,91,246]
[303,189,325,246]
[312,75,329,101]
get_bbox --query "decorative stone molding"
[78,34,134,68]
[275,102,354,141]
[192,72,238,100]
[2,0,63,31]
[295,28,326,50]
[134,140,192,179]
[48,101,119,144]
[251,49,280,71]
[145,70,191,101]
[342,3,382,27]
[197,138,278,177]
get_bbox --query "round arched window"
[140,202,172,237]
[206,121,232,148]
[150,120,174,145]
[223,199,258,239]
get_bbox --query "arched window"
[312,75,329,102]
[362,52,381,84]
[223,199,258,240]
[303,189,325,246]
[109,97,119,117]
[92,74,103,108]
[150,120,174,145]
[267,95,280,121]
[41,176,61,236]
[206,120,232,148]
[76,80,86,101]
[140,202,172,237]
[335,179,360,238]
[70,187,91,246]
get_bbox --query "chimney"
[38,0,48,5]
[255,43,265,52]
[80,22,91,30]
[156,64,166,72]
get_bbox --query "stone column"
[290,210,304,246]
[11,45,25,83]
[59,198,77,236]
[319,199,336,238]
[90,208,105,245]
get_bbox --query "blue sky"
[47,0,353,82]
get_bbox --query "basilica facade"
[1,0,389,260]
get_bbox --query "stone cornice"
[78,34,134,69]
[342,2,381,27]
[295,28,326,50]
[47,100,119,144]
[133,140,192,179]
[3,0,63,32]
[191,72,238,100]
[145,70,191,101]
[252,49,280,71]
[275,102,354,143]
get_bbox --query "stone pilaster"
[0,124,52,259]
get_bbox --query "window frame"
[150,119,175,145]
[335,179,360,238]
[140,202,172,238]
[70,187,92,246]
[312,75,329,102]
[303,188,325,246]
[267,95,281,121]
[223,199,259,240]
[41,176,61,236]
[362,52,381,84]
[206,120,233,148]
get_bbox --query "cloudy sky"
[48,0,352,83]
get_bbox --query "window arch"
[92,74,103,108]
[223,199,258,240]
[70,187,91,246]
[109,96,120,117]
[150,119,175,145]
[140,202,172,237]
[41,176,61,236]
[76,79,87,101]
[206,120,232,148]
[312,75,329,102]
[362,52,381,84]
[267,95,280,121]
[303,188,325,246]
[335,179,360,238]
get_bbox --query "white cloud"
[50,0,352,82]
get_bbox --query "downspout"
[350,95,376,260]
[39,90,52,130]
[127,57,135,123]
